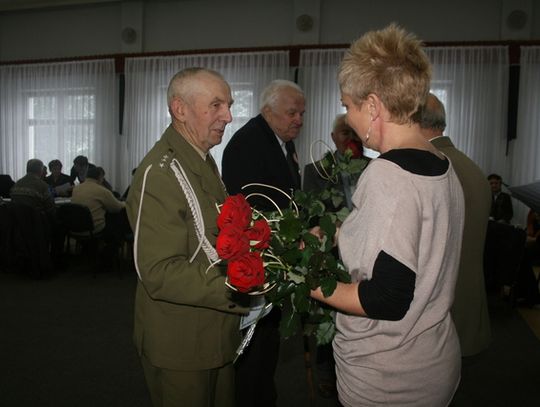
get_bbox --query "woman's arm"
[311,251,416,320]
[311,281,366,316]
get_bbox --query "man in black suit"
[222,79,304,211]
[222,79,305,407]
[488,173,513,223]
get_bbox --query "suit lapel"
[257,115,299,190]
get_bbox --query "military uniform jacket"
[126,124,247,371]
[432,136,491,356]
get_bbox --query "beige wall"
[0,0,538,62]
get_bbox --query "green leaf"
[320,276,338,297]
[319,215,336,247]
[314,320,336,345]
[281,247,303,265]
[335,265,352,283]
[279,306,302,339]
[279,214,303,241]
[331,194,344,209]
[292,283,310,313]
[335,207,350,222]
[324,254,338,272]
[286,269,305,284]
[302,232,319,248]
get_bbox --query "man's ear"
[261,105,272,121]
[170,97,187,122]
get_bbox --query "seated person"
[10,158,55,216]
[516,211,540,306]
[0,174,15,198]
[488,173,513,223]
[527,209,540,240]
[45,159,73,197]
[70,155,113,191]
[71,166,125,234]
[484,218,540,306]
[10,159,64,267]
[526,209,540,264]
[71,166,127,266]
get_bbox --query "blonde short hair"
[338,24,431,124]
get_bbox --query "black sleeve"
[502,193,513,223]
[358,250,416,321]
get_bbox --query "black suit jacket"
[490,191,513,223]
[222,114,299,211]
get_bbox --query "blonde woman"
[311,24,465,406]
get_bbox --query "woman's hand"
[308,225,340,247]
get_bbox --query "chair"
[57,203,104,274]
[2,202,53,278]
[0,174,15,198]
[0,201,14,272]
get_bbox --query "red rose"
[345,139,363,159]
[216,226,250,260]
[217,194,252,230]
[227,252,265,292]
[246,219,271,249]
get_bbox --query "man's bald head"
[418,93,446,140]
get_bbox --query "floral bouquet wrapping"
[216,141,369,345]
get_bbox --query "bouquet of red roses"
[214,140,369,345]
[216,194,272,293]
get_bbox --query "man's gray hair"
[419,93,446,131]
[26,158,44,175]
[167,67,225,106]
[260,79,304,111]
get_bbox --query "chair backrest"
[0,174,15,198]
[3,202,52,276]
[57,203,94,234]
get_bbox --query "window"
[28,90,96,168]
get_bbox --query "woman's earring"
[365,126,371,141]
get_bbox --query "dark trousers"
[484,220,525,288]
[235,307,281,407]
[101,209,132,264]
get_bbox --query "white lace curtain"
[297,49,347,174]
[0,59,117,186]
[122,51,289,189]
[508,46,540,224]
[0,47,514,196]
[297,46,509,179]
[426,46,509,176]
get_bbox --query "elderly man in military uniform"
[126,67,248,407]
[418,93,491,357]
